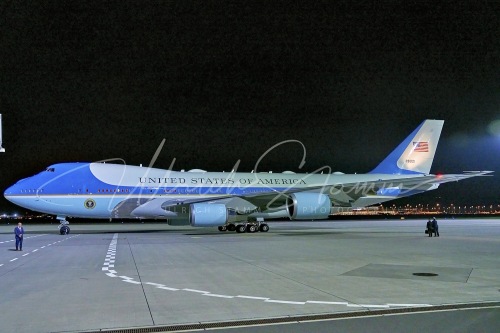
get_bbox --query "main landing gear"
[218,222,269,233]
[57,216,70,235]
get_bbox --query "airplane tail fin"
[369,119,444,175]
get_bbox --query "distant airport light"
[487,119,500,137]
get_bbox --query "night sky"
[1,1,499,212]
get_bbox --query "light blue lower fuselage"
[4,162,425,220]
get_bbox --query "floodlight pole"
[0,114,5,152]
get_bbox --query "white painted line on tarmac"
[1,235,80,269]
[265,300,306,305]
[359,304,391,308]
[237,295,270,300]
[0,234,47,244]
[204,294,234,299]
[183,288,209,294]
[124,280,142,285]
[307,301,349,305]
[386,303,433,307]
[102,233,436,310]
[158,286,180,291]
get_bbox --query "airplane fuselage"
[4,162,426,220]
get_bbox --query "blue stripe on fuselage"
[4,162,295,197]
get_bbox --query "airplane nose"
[4,183,33,210]
[4,180,27,203]
[4,176,29,200]
[4,184,18,202]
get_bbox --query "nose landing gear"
[59,225,70,235]
[57,216,71,235]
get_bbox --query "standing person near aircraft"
[432,217,439,237]
[426,219,433,237]
[14,222,24,251]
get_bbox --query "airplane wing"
[122,171,492,218]
[239,171,493,210]
[319,171,493,207]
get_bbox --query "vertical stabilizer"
[0,114,5,153]
[370,119,444,175]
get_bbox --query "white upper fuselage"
[4,162,425,219]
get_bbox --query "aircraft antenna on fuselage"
[0,114,5,153]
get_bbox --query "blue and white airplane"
[4,120,491,234]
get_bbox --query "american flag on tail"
[413,141,429,152]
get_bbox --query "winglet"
[370,120,444,175]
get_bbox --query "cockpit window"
[45,167,55,172]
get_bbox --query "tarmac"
[0,218,499,332]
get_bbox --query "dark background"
[1,1,499,212]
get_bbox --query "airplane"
[4,119,491,235]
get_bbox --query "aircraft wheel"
[218,226,227,232]
[236,224,246,233]
[227,224,236,232]
[247,224,257,233]
[259,224,269,232]
[60,226,70,235]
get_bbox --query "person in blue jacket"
[14,222,24,251]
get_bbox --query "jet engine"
[189,203,228,227]
[286,193,331,220]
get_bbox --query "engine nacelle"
[189,203,228,227]
[286,193,331,220]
